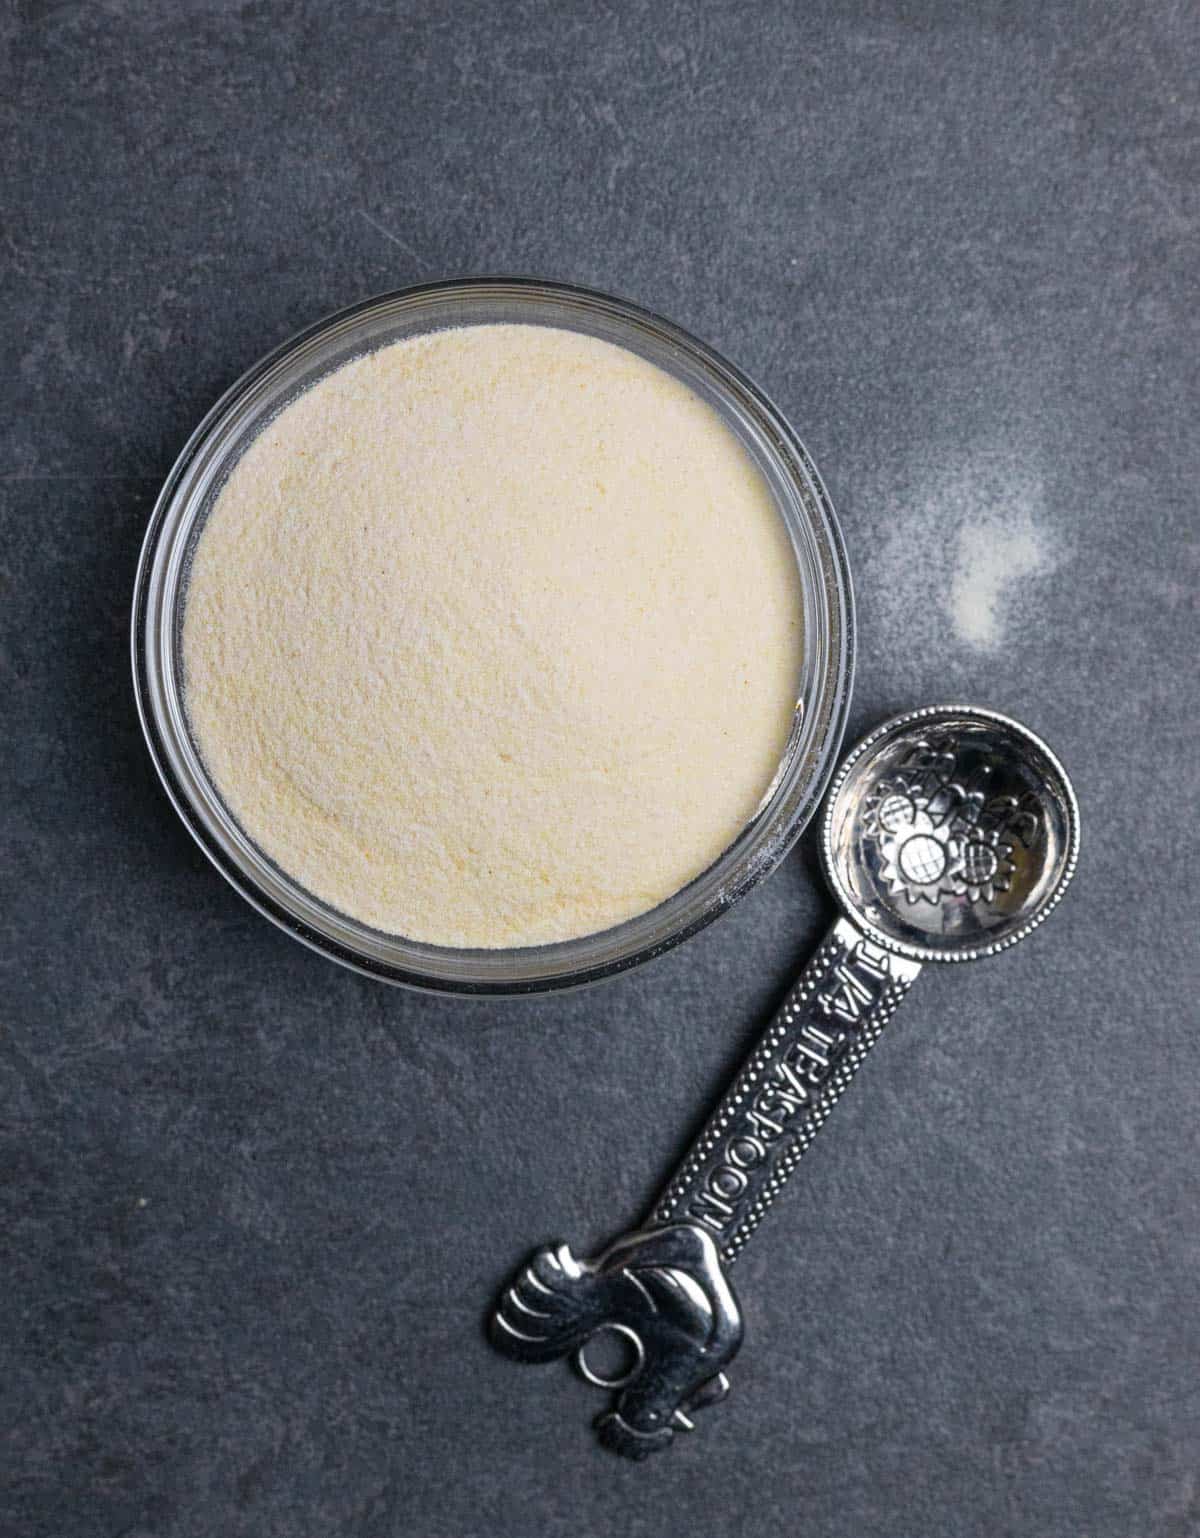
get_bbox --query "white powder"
[182,324,803,947]
[950,511,1053,649]
[867,457,1058,655]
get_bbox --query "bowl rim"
[131,276,855,994]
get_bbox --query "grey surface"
[2,1,1198,1534]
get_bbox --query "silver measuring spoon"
[490,705,1080,1459]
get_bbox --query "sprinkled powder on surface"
[950,507,1054,649]
[868,458,1058,654]
[182,324,803,948]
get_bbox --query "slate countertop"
[3,4,1197,1536]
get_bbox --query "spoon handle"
[490,916,922,1459]
[651,916,922,1265]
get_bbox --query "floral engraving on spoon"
[862,732,1042,906]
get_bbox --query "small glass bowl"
[132,280,854,994]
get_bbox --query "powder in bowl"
[182,323,803,948]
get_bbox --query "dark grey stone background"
[3,2,1197,1535]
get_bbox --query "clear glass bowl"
[132,280,854,993]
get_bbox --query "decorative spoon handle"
[652,917,921,1265]
[490,916,921,1459]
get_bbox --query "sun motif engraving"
[865,781,962,904]
[861,737,1036,909]
[898,830,950,885]
[957,829,1016,903]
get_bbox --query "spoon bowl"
[821,705,1080,963]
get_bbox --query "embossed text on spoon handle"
[651,916,922,1265]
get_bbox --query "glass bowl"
[132,279,854,993]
